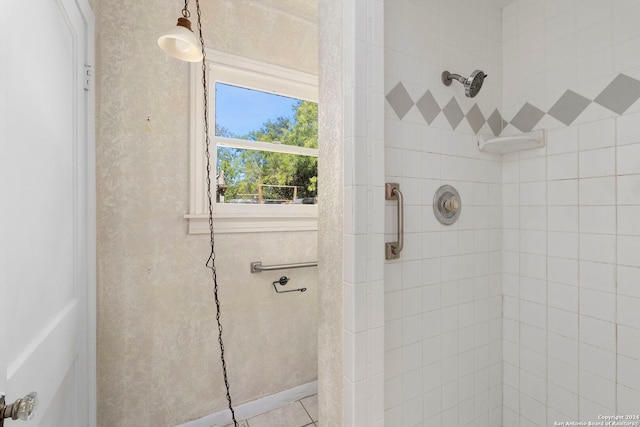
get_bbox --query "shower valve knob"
[444,198,460,213]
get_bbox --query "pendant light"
[157,0,203,62]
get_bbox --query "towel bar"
[250,261,318,273]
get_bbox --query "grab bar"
[385,183,404,260]
[250,261,318,273]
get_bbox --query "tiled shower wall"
[502,1,640,425]
[384,0,504,425]
[384,0,640,426]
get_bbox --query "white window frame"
[186,49,319,234]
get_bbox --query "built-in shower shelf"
[477,130,545,154]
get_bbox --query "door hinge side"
[84,64,93,91]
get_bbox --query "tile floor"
[223,394,318,427]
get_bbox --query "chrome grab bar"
[385,183,404,260]
[250,261,318,273]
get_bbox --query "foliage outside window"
[187,50,319,234]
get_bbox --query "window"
[186,50,319,234]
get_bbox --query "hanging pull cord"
[195,1,238,425]
[181,0,191,18]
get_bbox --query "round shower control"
[433,185,461,225]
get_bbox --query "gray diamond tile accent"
[510,102,545,133]
[487,109,504,136]
[466,104,486,134]
[386,82,414,119]
[442,97,465,129]
[548,90,592,125]
[594,74,640,115]
[416,90,441,124]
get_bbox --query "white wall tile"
[579,177,615,206]
[548,357,579,394]
[402,369,422,401]
[578,118,615,150]
[520,206,547,230]
[618,295,640,329]
[385,319,403,352]
[422,309,441,339]
[577,0,611,31]
[520,277,546,304]
[520,301,546,330]
[617,354,640,391]
[579,396,615,423]
[520,230,546,255]
[548,179,578,205]
[579,316,616,349]
[613,4,640,44]
[617,143,640,175]
[618,206,640,236]
[618,325,640,361]
[579,206,616,234]
[617,174,640,205]
[548,307,579,340]
[617,112,640,145]
[520,370,546,404]
[548,231,579,259]
[548,153,578,180]
[401,395,423,426]
[548,282,578,311]
[520,157,547,182]
[547,382,579,420]
[579,233,616,263]
[521,347,547,380]
[548,206,578,232]
[618,384,640,414]
[618,265,640,298]
[545,8,576,44]
[519,394,546,426]
[579,147,615,178]
[403,314,423,345]
[580,343,616,380]
[580,288,616,322]
[580,260,616,292]
[618,235,640,267]
[579,370,616,411]
[549,257,578,286]
[520,253,547,280]
[402,287,423,316]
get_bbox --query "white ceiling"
[249,0,516,24]
[494,0,516,9]
[245,0,317,23]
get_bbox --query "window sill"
[185,205,318,234]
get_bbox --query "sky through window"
[215,83,300,137]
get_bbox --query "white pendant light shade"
[157,17,203,62]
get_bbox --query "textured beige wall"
[94,1,318,425]
[317,0,343,424]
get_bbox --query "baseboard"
[175,380,318,427]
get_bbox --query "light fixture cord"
[194,0,238,425]
[182,0,190,18]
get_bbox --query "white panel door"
[1,0,95,426]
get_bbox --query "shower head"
[442,69,488,98]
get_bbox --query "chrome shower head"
[442,69,488,98]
